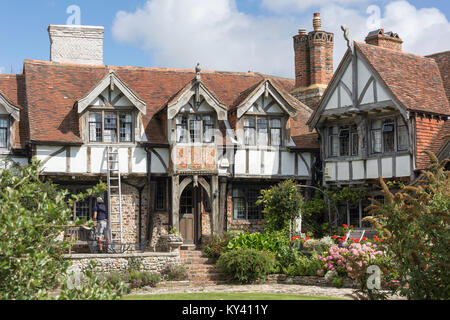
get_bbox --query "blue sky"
[0,0,449,77]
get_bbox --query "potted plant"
[162,228,183,252]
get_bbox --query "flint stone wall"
[64,252,180,274]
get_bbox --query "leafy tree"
[364,152,450,300]
[0,159,106,300]
[257,180,304,233]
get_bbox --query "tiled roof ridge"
[354,41,438,61]
[23,59,274,78]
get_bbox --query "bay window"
[370,117,409,153]
[176,114,215,144]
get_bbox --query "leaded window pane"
[257,118,268,146]
[270,119,281,146]
[0,118,7,148]
[244,118,256,146]
[233,197,246,220]
[190,115,201,143]
[176,116,188,143]
[119,114,132,142]
[339,128,350,156]
[397,121,408,151]
[383,120,395,152]
[203,115,215,143]
[371,120,382,153]
[329,127,338,157]
[89,113,102,142]
[104,113,117,143]
[155,180,166,210]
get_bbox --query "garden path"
[132,283,406,300]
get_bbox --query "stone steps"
[180,250,227,285]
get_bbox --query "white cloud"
[112,0,450,78]
[0,67,5,74]
[112,0,298,77]
[379,1,450,55]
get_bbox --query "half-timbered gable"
[309,28,449,228]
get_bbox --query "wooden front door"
[179,186,196,244]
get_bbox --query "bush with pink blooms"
[317,243,384,281]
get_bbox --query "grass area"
[123,293,349,300]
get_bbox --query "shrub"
[0,160,106,300]
[256,180,304,233]
[162,264,188,281]
[217,248,276,284]
[333,278,344,288]
[364,153,450,300]
[283,253,323,277]
[317,244,384,279]
[202,231,241,259]
[225,231,290,253]
[128,271,160,289]
[58,261,128,300]
[303,236,334,254]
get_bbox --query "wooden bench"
[65,226,92,254]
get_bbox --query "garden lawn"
[123,293,349,300]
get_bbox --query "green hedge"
[217,248,276,284]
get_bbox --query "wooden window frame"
[155,179,167,211]
[88,110,135,144]
[232,185,265,221]
[0,116,9,149]
[244,115,284,147]
[370,116,408,155]
[176,113,216,145]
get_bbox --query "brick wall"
[415,115,446,169]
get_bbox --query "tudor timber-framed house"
[0,17,327,250]
[308,28,450,229]
[1,14,448,250]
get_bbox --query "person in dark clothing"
[93,197,110,253]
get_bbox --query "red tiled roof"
[20,60,310,148]
[355,42,450,116]
[427,51,450,103]
[0,74,28,149]
[291,133,320,151]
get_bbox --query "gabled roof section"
[77,70,146,114]
[0,89,20,121]
[307,50,352,129]
[231,78,310,119]
[355,42,449,116]
[167,77,228,120]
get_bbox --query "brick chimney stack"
[365,29,403,52]
[292,13,334,110]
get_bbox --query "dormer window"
[244,116,283,147]
[88,111,134,143]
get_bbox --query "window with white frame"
[89,111,134,143]
[244,116,282,147]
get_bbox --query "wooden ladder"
[107,147,123,245]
